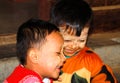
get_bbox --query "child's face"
[60,26,89,57]
[36,31,65,79]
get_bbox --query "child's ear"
[27,48,39,63]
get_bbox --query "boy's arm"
[85,47,117,83]
[91,64,118,83]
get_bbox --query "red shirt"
[4,65,53,83]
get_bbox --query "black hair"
[50,0,93,36]
[17,18,59,65]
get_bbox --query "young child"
[4,18,66,83]
[50,0,117,83]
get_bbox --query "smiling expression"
[35,31,66,79]
[60,26,89,57]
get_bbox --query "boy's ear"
[27,48,38,63]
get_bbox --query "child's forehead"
[59,23,77,30]
[60,27,89,41]
[62,32,88,39]
[59,25,76,34]
[62,34,79,40]
[59,25,89,35]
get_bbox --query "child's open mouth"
[64,48,80,55]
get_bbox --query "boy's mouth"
[56,65,63,73]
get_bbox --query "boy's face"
[36,31,65,79]
[60,26,89,57]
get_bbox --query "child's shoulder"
[77,46,103,63]
[80,46,96,55]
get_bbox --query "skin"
[25,31,66,80]
[59,25,89,57]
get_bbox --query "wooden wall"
[86,0,120,6]
[85,0,120,33]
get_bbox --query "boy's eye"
[56,52,61,56]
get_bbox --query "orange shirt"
[54,47,117,83]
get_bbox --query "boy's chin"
[52,75,59,80]
[52,72,60,79]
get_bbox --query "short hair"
[17,18,59,65]
[50,0,93,36]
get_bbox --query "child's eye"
[64,40,71,42]
[78,40,85,42]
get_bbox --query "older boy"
[4,18,66,83]
[50,0,117,83]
